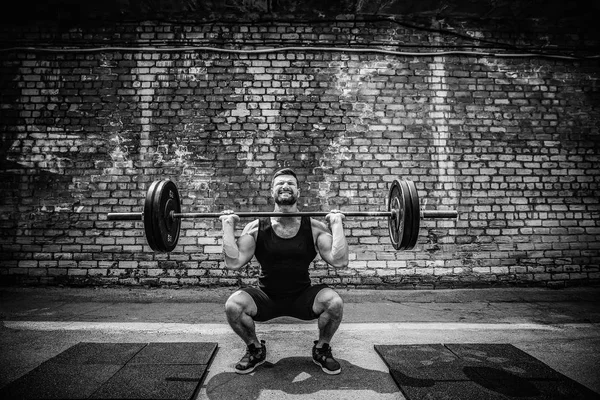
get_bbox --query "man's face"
[271,174,299,206]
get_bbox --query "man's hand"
[219,210,240,226]
[326,209,345,226]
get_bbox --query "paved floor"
[1,286,599,399]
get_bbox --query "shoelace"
[317,346,333,359]
[247,345,263,359]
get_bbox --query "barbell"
[107,178,458,253]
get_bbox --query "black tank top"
[254,216,317,298]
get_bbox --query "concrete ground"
[0,286,599,399]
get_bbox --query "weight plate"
[387,180,405,250]
[398,180,411,250]
[404,179,421,250]
[151,180,181,252]
[143,180,160,251]
[387,180,398,249]
[150,180,167,252]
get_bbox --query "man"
[219,168,349,375]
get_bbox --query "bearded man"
[219,168,348,375]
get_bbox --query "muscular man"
[219,168,349,375]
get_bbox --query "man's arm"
[220,215,258,270]
[314,212,349,268]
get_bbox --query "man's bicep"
[315,229,336,264]
[236,220,258,264]
[235,234,256,265]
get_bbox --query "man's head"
[271,168,299,206]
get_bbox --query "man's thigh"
[287,284,331,321]
[239,287,278,322]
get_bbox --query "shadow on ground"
[205,357,397,399]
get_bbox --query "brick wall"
[1,17,599,288]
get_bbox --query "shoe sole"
[234,358,266,375]
[312,358,341,375]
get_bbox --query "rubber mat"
[0,342,218,400]
[374,343,600,400]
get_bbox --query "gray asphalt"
[1,286,599,399]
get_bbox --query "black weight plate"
[386,182,395,249]
[150,180,167,252]
[152,180,181,252]
[387,181,398,249]
[405,179,421,250]
[398,180,414,250]
[143,181,160,251]
[150,180,166,252]
[163,180,181,252]
[400,179,419,250]
[387,180,405,250]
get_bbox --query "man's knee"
[316,289,344,316]
[225,290,255,319]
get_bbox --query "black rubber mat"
[374,343,600,400]
[0,342,218,400]
[47,343,148,365]
[128,342,217,365]
[90,365,209,400]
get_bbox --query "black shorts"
[240,284,330,322]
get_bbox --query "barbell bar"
[107,178,458,252]
[109,210,457,219]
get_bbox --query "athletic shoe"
[235,340,266,374]
[312,341,341,375]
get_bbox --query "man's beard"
[275,191,297,206]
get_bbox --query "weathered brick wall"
[1,17,599,288]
